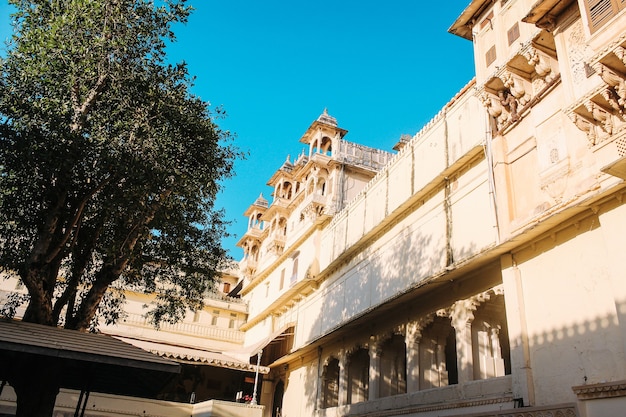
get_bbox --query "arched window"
[290,257,299,286]
[379,334,407,397]
[322,357,340,408]
[347,348,369,404]
[320,136,332,155]
[317,178,326,196]
[471,294,511,379]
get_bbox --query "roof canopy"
[0,319,180,398]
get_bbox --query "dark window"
[486,45,497,67]
[585,0,625,32]
[480,11,494,30]
[507,22,520,45]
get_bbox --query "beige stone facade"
[236,1,626,417]
[3,1,626,417]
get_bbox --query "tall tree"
[0,1,241,415]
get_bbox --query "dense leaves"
[0,0,241,332]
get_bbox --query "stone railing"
[121,313,245,343]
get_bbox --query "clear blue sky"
[0,1,476,260]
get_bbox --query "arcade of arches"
[318,286,510,408]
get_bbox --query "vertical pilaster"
[316,357,325,410]
[597,203,626,367]
[501,253,535,406]
[405,322,422,393]
[338,349,348,406]
[368,336,381,400]
[490,327,505,376]
[451,300,475,384]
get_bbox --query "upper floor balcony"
[121,312,246,343]
[477,29,560,136]
[301,191,329,220]
[566,40,626,149]
[336,140,393,172]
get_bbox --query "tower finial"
[317,108,337,127]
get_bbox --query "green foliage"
[0,0,241,331]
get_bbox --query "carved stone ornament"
[501,71,530,106]
[479,91,513,131]
[568,112,599,146]
[524,46,555,83]
[594,62,626,110]
[583,100,613,136]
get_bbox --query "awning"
[114,336,270,374]
[236,322,295,361]
[0,319,180,398]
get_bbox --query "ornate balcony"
[567,41,626,147]
[566,33,626,179]
[478,30,560,135]
[301,192,328,221]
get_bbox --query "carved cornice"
[345,396,514,417]
[566,83,626,147]
[573,379,626,400]
[345,400,578,417]
[587,30,626,68]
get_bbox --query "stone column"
[451,300,476,384]
[501,253,535,406]
[338,349,348,406]
[490,326,505,376]
[598,205,626,373]
[369,336,381,400]
[317,358,325,410]
[405,322,422,393]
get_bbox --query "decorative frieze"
[569,36,626,146]
[573,379,626,400]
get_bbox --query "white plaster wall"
[387,148,413,214]
[412,121,447,193]
[580,396,626,417]
[450,161,497,260]
[280,363,318,417]
[299,188,451,346]
[445,94,485,163]
[304,92,494,347]
[472,0,537,86]
[598,202,626,359]
[363,174,388,234]
[516,218,626,405]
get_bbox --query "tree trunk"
[7,355,62,417]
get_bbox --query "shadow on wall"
[296,223,489,413]
[293,221,626,414]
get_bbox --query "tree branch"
[70,73,108,133]
[44,176,112,265]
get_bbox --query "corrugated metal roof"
[0,318,180,372]
[0,319,180,398]
[113,336,270,374]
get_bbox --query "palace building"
[2,1,626,417]
[236,1,626,416]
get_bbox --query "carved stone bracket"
[502,70,531,106]
[406,313,435,344]
[568,87,626,147]
[267,240,285,256]
[479,91,508,131]
[584,100,613,135]
[524,46,556,84]
[302,201,325,221]
[594,62,626,111]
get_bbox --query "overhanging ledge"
[0,319,180,398]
